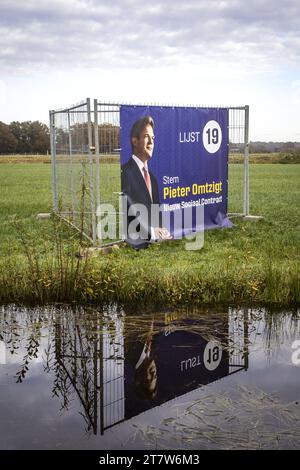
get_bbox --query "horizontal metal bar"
[97,110,120,114]
[53,212,94,243]
[228,212,245,218]
[52,110,89,115]
[97,101,247,110]
[52,100,247,114]
[59,210,96,215]
[97,212,123,216]
[50,100,88,114]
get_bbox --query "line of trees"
[250,141,300,153]
[2,119,298,156]
[0,121,50,154]
[55,123,120,154]
[0,120,120,155]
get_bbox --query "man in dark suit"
[121,115,171,248]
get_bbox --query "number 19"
[206,128,219,144]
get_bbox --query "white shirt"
[132,154,149,178]
[135,342,151,369]
[132,155,157,241]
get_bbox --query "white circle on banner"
[202,120,222,153]
[203,340,222,371]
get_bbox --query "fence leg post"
[94,98,101,244]
[50,110,58,212]
[87,98,96,244]
[243,105,250,217]
[67,110,75,218]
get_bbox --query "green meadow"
[0,161,299,307]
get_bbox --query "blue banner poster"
[120,105,231,242]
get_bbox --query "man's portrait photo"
[121,115,171,248]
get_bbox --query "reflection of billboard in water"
[124,319,229,420]
[54,309,248,434]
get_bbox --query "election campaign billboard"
[120,105,231,245]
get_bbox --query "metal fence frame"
[50,99,250,245]
[53,306,248,435]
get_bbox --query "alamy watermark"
[0,340,6,365]
[96,195,205,251]
[291,340,300,366]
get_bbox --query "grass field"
[1,151,300,164]
[0,162,299,307]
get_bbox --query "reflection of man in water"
[134,324,157,399]
[121,116,171,248]
[124,316,231,421]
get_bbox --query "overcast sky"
[0,0,299,140]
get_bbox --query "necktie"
[143,166,152,200]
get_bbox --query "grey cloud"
[0,0,300,72]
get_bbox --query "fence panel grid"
[50,100,249,245]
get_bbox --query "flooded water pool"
[0,304,299,450]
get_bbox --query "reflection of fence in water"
[54,313,101,434]
[50,100,249,245]
[54,308,249,435]
[102,311,125,431]
[228,307,249,373]
[54,307,125,434]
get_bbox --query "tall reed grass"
[0,163,299,307]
